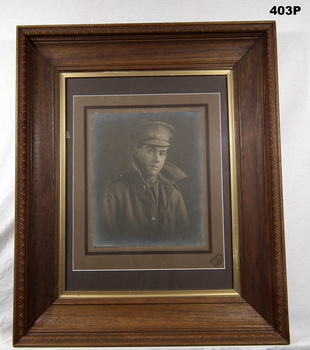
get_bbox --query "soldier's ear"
[134,147,140,158]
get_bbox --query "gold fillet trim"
[59,69,239,298]
[60,289,239,298]
[227,70,241,294]
[60,70,231,79]
[59,73,66,296]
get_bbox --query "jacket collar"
[129,159,187,187]
[160,161,187,183]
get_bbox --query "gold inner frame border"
[58,69,240,298]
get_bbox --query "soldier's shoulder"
[105,173,131,190]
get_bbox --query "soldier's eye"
[159,152,167,157]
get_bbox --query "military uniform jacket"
[100,162,191,247]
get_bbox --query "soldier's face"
[135,145,168,178]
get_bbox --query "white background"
[0,1,309,349]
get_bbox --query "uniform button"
[151,217,156,221]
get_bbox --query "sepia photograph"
[90,110,209,249]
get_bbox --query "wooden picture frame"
[14,21,289,346]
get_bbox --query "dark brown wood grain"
[14,22,289,346]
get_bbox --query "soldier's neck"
[144,175,158,184]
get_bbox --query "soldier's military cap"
[130,121,175,147]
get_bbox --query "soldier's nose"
[153,153,160,161]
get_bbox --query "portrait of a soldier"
[100,121,191,247]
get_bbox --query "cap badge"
[154,133,161,138]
